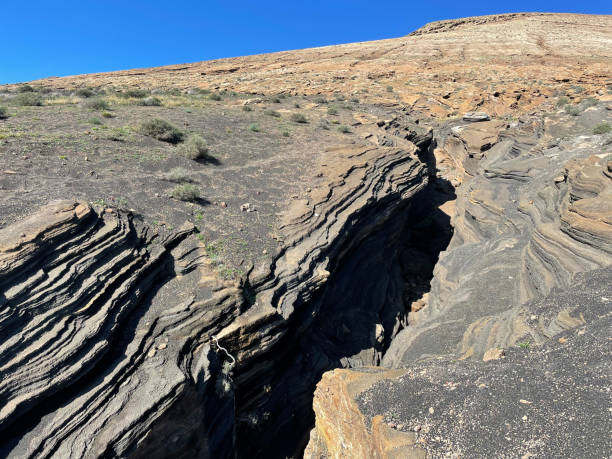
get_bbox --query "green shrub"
[138,96,162,106]
[123,89,149,98]
[556,96,569,107]
[564,105,581,116]
[17,84,35,93]
[337,125,351,133]
[76,88,95,98]
[593,122,611,135]
[208,93,222,101]
[140,118,184,143]
[290,113,307,123]
[242,105,253,112]
[264,109,281,118]
[179,134,209,160]
[314,97,327,104]
[327,107,338,115]
[571,85,584,93]
[582,97,598,108]
[0,107,8,119]
[248,123,260,132]
[86,98,110,111]
[14,92,43,106]
[102,111,114,118]
[165,167,191,183]
[171,184,201,201]
[88,117,103,125]
[294,103,300,108]
[386,85,393,92]
[318,120,330,130]
[281,130,290,137]
[270,97,281,104]
[350,98,359,104]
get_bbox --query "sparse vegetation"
[139,118,184,143]
[386,85,393,92]
[76,88,95,98]
[264,109,281,118]
[281,130,290,137]
[102,111,114,118]
[556,96,569,107]
[88,117,103,125]
[581,97,598,108]
[179,134,210,160]
[564,105,581,116]
[123,89,149,98]
[337,125,351,133]
[209,93,222,101]
[327,107,338,115]
[270,97,281,104]
[14,92,43,106]
[593,122,611,135]
[314,97,327,104]
[571,85,584,93]
[518,341,530,349]
[0,107,8,119]
[249,123,260,132]
[290,113,307,123]
[17,84,35,93]
[171,184,201,201]
[85,98,110,111]
[138,96,162,106]
[242,105,253,112]
[165,167,191,183]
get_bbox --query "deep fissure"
[232,137,456,458]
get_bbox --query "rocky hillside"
[0,12,611,459]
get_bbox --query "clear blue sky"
[1,0,609,84]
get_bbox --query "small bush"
[179,134,209,160]
[327,107,338,115]
[350,98,359,104]
[270,97,281,104]
[564,105,581,116]
[571,85,584,93]
[314,97,327,104]
[0,107,8,119]
[337,125,351,133]
[208,93,222,101]
[317,120,330,130]
[86,98,110,111]
[294,103,300,108]
[281,130,290,137]
[88,117,103,125]
[102,111,114,118]
[14,92,43,106]
[582,97,598,108]
[290,113,307,123]
[165,167,191,183]
[140,118,184,143]
[556,96,569,107]
[172,184,201,201]
[593,122,611,135]
[138,96,162,106]
[386,85,393,92]
[124,89,149,98]
[18,84,35,93]
[242,105,253,112]
[76,88,95,98]
[248,123,260,132]
[264,109,281,118]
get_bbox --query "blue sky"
[1,1,610,84]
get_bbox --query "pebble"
[429,407,435,414]
[220,202,227,208]
[157,342,167,350]
[147,348,156,358]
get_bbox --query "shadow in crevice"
[234,176,455,458]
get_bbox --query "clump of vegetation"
[269,97,281,104]
[264,109,281,118]
[179,134,209,160]
[581,97,598,108]
[327,107,338,115]
[17,84,35,93]
[88,117,103,125]
[242,105,253,112]
[386,85,393,92]
[85,98,110,111]
[208,93,222,101]
[290,113,307,123]
[165,167,191,183]
[248,123,260,132]
[350,97,359,104]
[140,118,184,143]
[281,130,290,137]
[593,122,611,135]
[294,102,300,108]
[76,88,95,98]
[171,184,201,201]
[314,97,327,104]
[337,125,351,133]
[138,96,162,106]
[571,85,584,93]
[123,89,149,98]
[564,105,581,116]
[0,107,9,119]
[317,120,330,130]
[14,92,43,106]
[102,111,114,118]
[556,96,570,107]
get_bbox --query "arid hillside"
[16,13,612,118]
